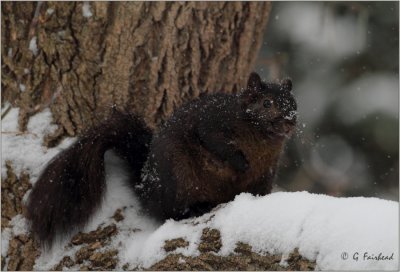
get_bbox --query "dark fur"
[26,112,152,247]
[136,73,297,219]
[27,72,297,246]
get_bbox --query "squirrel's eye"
[263,99,273,108]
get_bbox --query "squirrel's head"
[239,72,297,138]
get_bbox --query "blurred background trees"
[257,1,398,200]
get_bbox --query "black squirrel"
[26,72,297,247]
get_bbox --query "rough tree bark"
[2,1,271,145]
[1,2,274,270]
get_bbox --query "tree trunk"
[1,3,272,270]
[2,1,271,143]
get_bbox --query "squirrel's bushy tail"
[26,111,152,247]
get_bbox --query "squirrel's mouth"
[270,117,297,138]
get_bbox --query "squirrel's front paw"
[228,151,249,172]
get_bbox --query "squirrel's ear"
[281,78,292,91]
[247,72,262,91]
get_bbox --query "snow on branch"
[128,192,398,270]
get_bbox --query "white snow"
[9,215,29,236]
[29,37,38,56]
[1,106,398,271]
[1,228,12,258]
[82,2,93,18]
[19,83,26,92]
[1,107,74,180]
[118,192,398,270]
[1,215,30,259]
